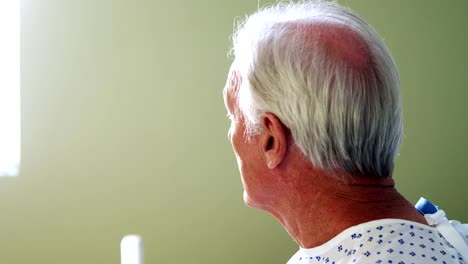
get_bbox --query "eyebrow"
[229,70,241,94]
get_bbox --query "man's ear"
[260,113,288,169]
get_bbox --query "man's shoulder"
[287,219,463,264]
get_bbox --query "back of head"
[230,1,402,178]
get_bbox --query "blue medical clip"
[415,197,439,215]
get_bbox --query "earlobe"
[261,113,288,169]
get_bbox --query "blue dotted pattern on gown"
[290,221,465,264]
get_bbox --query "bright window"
[0,0,20,176]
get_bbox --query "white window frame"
[0,0,20,176]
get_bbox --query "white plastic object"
[424,210,468,263]
[121,235,144,264]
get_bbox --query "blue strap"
[415,197,439,215]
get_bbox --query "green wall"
[4,0,466,263]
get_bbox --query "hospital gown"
[287,219,464,264]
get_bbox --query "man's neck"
[266,169,427,249]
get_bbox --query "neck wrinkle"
[268,171,427,249]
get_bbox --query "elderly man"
[223,1,467,263]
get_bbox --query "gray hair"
[229,1,402,178]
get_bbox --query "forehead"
[223,67,242,111]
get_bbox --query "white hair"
[229,1,402,178]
